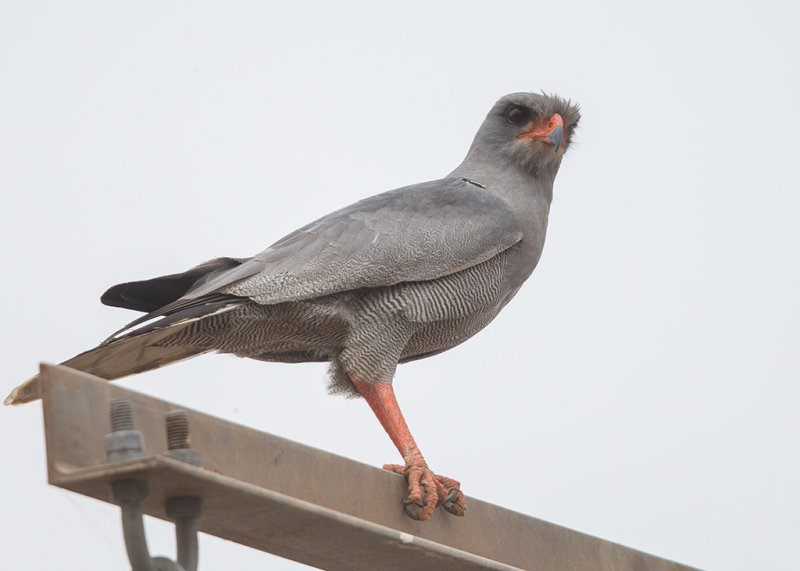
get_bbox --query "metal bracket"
[39,364,698,571]
[105,399,202,571]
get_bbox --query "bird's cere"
[517,113,565,151]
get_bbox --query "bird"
[6,92,580,521]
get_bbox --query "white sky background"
[1,2,798,569]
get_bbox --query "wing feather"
[183,177,522,305]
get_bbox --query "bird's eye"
[506,106,531,125]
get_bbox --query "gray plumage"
[5,92,580,406]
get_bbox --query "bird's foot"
[383,450,466,521]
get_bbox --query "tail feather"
[5,321,211,406]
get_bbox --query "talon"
[388,457,466,520]
[436,475,466,517]
[403,498,425,520]
[442,494,464,516]
[403,482,433,521]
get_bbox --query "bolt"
[105,398,146,463]
[164,410,201,467]
[166,410,190,450]
[110,398,135,432]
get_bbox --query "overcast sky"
[2,2,798,570]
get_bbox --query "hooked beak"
[548,123,563,151]
[517,113,564,151]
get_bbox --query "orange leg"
[350,375,466,521]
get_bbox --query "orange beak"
[517,113,564,151]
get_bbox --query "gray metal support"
[38,364,697,571]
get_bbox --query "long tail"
[7,259,248,406]
[5,320,213,405]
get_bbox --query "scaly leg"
[350,375,466,521]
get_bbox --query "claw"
[442,492,463,515]
[403,483,428,520]
[436,475,466,517]
[403,498,424,520]
[384,455,464,520]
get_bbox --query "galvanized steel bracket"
[37,364,698,571]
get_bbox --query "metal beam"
[39,364,696,570]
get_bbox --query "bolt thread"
[166,410,190,450]
[110,398,134,432]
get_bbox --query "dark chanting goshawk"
[7,92,581,521]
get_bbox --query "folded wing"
[188,177,523,304]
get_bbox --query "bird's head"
[467,92,581,177]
